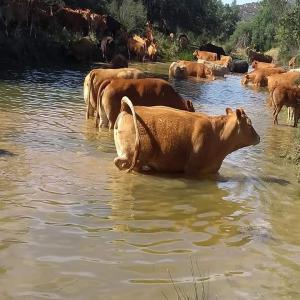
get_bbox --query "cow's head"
[193,50,199,58]
[226,108,260,147]
[251,60,258,69]
[241,74,251,85]
[173,64,188,79]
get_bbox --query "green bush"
[108,0,147,35]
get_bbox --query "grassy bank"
[281,133,300,181]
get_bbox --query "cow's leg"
[99,112,109,129]
[86,101,94,120]
[287,107,294,125]
[127,48,131,61]
[293,106,300,127]
[273,105,282,125]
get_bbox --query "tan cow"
[197,59,230,77]
[114,97,260,175]
[127,35,147,61]
[84,68,145,119]
[169,62,188,79]
[215,55,233,68]
[193,50,217,61]
[96,78,195,129]
[267,72,300,125]
[271,86,300,127]
[251,60,278,69]
[179,61,214,80]
[267,72,300,93]
[241,67,286,87]
[147,42,157,61]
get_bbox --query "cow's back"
[115,106,209,172]
[106,78,184,107]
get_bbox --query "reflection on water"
[0,64,300,300]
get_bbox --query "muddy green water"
[0,63,300,300]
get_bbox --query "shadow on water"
[0,149,16,157]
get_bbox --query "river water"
[0,63,299,300]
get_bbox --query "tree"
[108,0,147,34]
[276,0,300,56]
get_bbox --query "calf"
[271,86,300,127]
[199,43,226,60]
[193,50,217,61]
[267,72,300,124]
[96,78,195,129]
[114,97,260,176]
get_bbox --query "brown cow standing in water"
[96,78,195,129]
[114,97,260,176]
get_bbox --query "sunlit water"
[0,63,300,300]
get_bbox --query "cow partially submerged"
[114,97,260,176]
[84,68,145,119]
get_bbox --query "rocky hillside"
[238,2,261,21]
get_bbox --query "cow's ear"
[236,109,242,120]
[226,108,233,115]
[186,100,195,112]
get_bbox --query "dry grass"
[162,257,210,300]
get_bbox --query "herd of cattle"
[0,0,161,63]
[81,47,300,176]
[241,59,300,127]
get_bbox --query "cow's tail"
[268,79,280,108]
[95,79,112,127]
[268,86,276,108]
[87,71,96,119]
[120,96,140,172]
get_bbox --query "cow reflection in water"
[108,169,247,247]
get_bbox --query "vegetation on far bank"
[228,0,300,63]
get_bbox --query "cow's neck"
[210,115,241,157]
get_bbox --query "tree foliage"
[56,0,240,43]
[229,0,300,59]
[142,0,239,40]
[276,0,300,56]
[108,0,147,34]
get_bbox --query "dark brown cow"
[246,48,273,63]
[55,7,89,35]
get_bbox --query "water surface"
[0,63,299,300]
